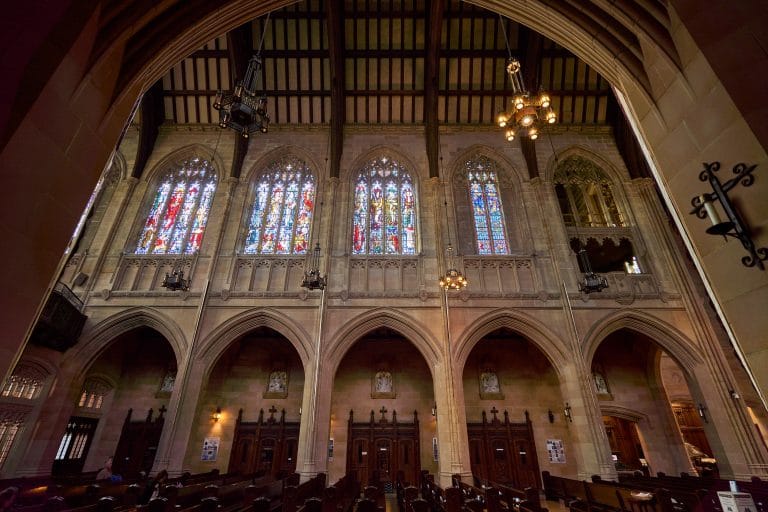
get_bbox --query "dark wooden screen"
[112,407,166,478]
[347,408,420,486]
[466,409,540,489]
[229,407,299,478]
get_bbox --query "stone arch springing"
[582,310,703,377]
[453,309,571,379]
[196,308,314,381]
[63,308,186,378]
[324,308,441,379]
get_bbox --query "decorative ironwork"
[690,162,767,270]
[301,243,327,290]
[162,269,190,291]
[577,249,608,294]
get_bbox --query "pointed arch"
[453,309,571,379]
[542,145,629,185]
[245,145,326,184]
[240,148,320,255]
[343,146,422,184]
[324,308,441,378]
[348,150,420,256]
[582,310,704,376]
[447,145,525,186]
[63,308,186,377]
[195,308,314,380]
[142,143,226,184]
[133,144,221,255]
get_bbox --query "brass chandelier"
[496,58,556,141]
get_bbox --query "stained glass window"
[352,157,417,255]
[464,155,509,255]
[135,157,217,254]
[244,157,316,255]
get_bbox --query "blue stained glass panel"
[244,158,316,255]
[466,157,509,255]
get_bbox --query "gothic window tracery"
[463,155,509,255]
[77,378,112,410]
[135,157,218,255]
[244,157,316,255]
[0,409,25,468]
[554,156,625,228]
[352,157,417,255]
[2,364,46,400]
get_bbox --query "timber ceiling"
[159,0,612,127]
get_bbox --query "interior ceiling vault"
[156,0,621,128]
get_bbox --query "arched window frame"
[351,156,418,256]
[1,364,47,400]
[134,156,218,255]
[242,156,317,255]
[553,156,625,228]
[77,377,113,411]
[463,155,510,255]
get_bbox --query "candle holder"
[690,162,767,270]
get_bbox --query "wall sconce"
[729,389,740,400]
[563,403,573,423]
[697,403,708,423]
[212,406,222,422]
[548,410,555,423]
[431,404,437,417]
[690,162,767,270]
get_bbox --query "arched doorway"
[591,329,714,477]
[330,327,434,487]
[194,326,305,477]
[53,326,177,478]
[462,328,573,487]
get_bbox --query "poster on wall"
[546,439,566,463]
[201,437,220,461]
[432,437,439,461]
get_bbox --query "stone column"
[295,174,338,481]
[152,357,207,475]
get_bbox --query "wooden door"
[346,410,420,487]
[398,439,417,485]
[375,438,392,482]
[466,410,540,489]
[349,438,370,485]
[228,408,300,477]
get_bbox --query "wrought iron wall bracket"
[690,162,767,270]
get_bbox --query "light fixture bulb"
[497,112,508,128]
[521,115,533,127]
[539,93,551,108]
[505,128,515,141]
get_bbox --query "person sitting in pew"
[0,487,19,512]
[141,470,169,504]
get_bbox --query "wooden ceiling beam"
[326,0,346,178]
[226,22,253,179]
[517,26,544,179]
[424,0,444,178]
[132,79,165,179]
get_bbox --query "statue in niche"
[480,370,500,394]
[156,369,176,397]
[593,371,609,395]
[375,371,393,393]
[268,371,288,393]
